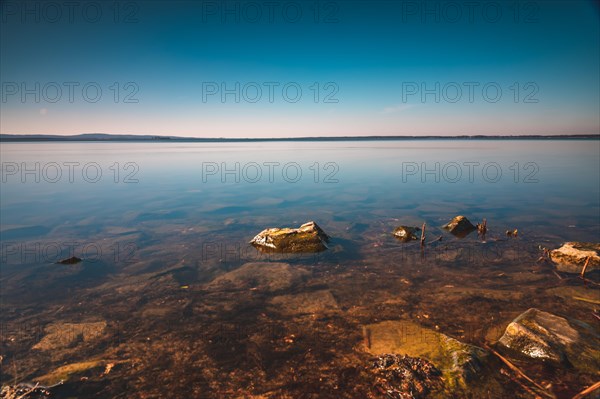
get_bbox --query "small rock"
[56,256,82,265]
[392,226,420,242]
[550,242,600,274]
[497,308,600,373]
[250,221,329,253]
[443,216,476,238]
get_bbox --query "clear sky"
[1,0,599,137]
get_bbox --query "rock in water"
[56,256,82,265]
[363,320,491,393]
[207,262,309,293]
[497,308,600,373]
[443,216,476,238]
[250,221,329,253]
[393,226,420,242]
[550,242,600,274]
[269,289,339,315]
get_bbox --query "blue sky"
[1,0,599,137]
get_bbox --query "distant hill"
[0,133,174,141]
[1,133,598,142]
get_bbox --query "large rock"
[393,226,420,242]
[497,308,600,373]
[550,242,600,274]
[363,320,490,392]
[250,221,329,253]
[443,216,476,238]
[207,262,309,293]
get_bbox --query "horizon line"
[2,133,600,142]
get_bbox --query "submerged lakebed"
[1,140,599,398]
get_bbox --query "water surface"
[1,140,599,398]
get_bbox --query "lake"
[1,140,599,398]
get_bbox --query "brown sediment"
[1,221,599,398]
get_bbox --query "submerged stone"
[207,262,309,293]
[250,221,329,253]
[550,242,600,274]
[497,308,600,373]
[363,320,489,392]
[442,216,476,238]
[56,256,82,265]
[393,226,420,242]
[269,289,338,315]
[36,360,104,386]
[33,321,107,351]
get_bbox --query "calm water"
[1,140,599,398]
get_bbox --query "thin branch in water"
[16,383,40,399]
[572,381,600,399]
[500,368,543,399]
[485,345,555,399]
[552,270,563,280]
[420,222,426,249]
[427,235,443,245]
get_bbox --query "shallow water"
[1,140,599,398]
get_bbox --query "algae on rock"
[250,221,329,253]
[362,320,500,396]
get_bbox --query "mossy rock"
[250,221,329,253]
[36,360,104,385]
[363,320,499,396]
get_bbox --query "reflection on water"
[1,140,599,398]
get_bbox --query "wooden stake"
[420,222,426,249]
[572,381,600,399]
[580,256,591,279]
[478,218,487,240]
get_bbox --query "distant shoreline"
[1,134,599,142]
